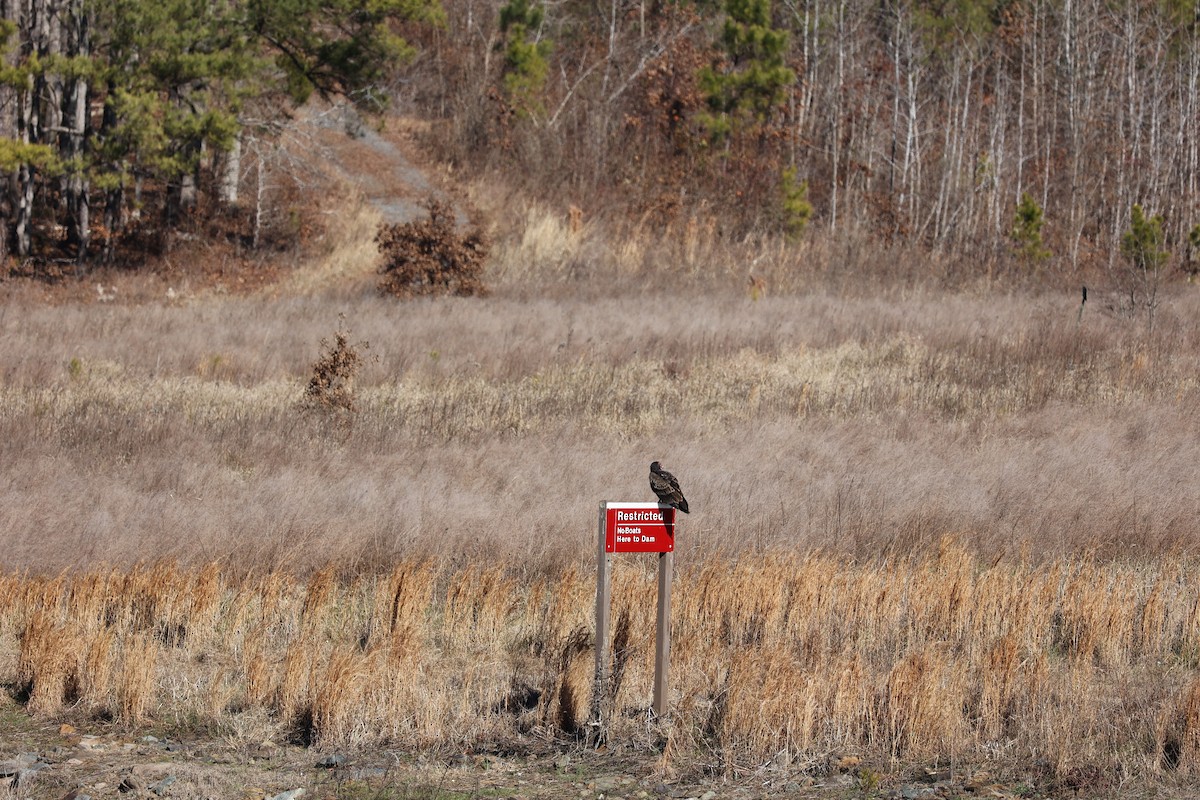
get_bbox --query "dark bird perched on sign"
[649,461,689,513]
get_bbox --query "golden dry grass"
[4,548,1200,787]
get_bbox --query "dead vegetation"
[303,320,371,413]
[6,547,1200,788]
[376,198,489,298]
[4,167,1200,792]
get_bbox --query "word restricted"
[604,503,676,553]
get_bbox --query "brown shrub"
[303,321,370,413]
[376,199,489,298]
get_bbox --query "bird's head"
[650,461,661,472]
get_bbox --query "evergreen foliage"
[780,167,813,238]
[498,0,553,118]
[1121,204,1169,273]
[0,0,442,265]
[94,0,255,183]
[1010,192,1051,264]
[1187,224,1200,275]
[698,0,793,141]
[246,0,437,108]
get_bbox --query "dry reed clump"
[489,204,586,283]
[285,190,384,294]
[4,549,1200,788]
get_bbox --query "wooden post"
[652,549,673,718]
[589,503,612,738]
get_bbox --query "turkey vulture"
[649,461,689,513]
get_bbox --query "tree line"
[426,0,1200,278]
[0,0,438,268]
[2,0,1196,280]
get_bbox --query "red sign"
[604,502,675,553]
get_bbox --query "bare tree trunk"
[101,80,122,261]
[0,0,18,262]
[829,0,844,230]
[13,0,38,258]
[219,137,242,206]
[63,0,90,266]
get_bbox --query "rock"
[919,767,950,783]
[141,736,159,744]
[77,737,103,751]
[16,763,47,786]
[824,773,856,788]
[0,754,40,776]
[266,791,305,800]
[554,754,572,771]
[149,775,176,796]
[963,770,992,790]
[700,791,718,800]
[119,773,146,794]
[594,776,620,791]
[900,786,937,799]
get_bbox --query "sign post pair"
[591,502,676,737]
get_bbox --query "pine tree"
[1120,204,1168,273]
[697,0,794,142]
[1185,223,1200,277]
[1120,204,1169,330]
[1010,192,1051,264]
[498,0,553,119]
[781,167,813,238]
[247,0,439,108]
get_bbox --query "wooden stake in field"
[591,501,677,742]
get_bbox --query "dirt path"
[0,693,1062,800]
[305,105,451,226]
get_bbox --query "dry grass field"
[4,183,1200,795]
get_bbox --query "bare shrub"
[376,199,489,298]
[303,321,370,413]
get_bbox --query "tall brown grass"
[4,549,1200,788]
[2,283,1199,570]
